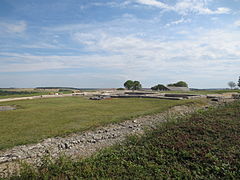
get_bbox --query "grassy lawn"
[13,101,240,179]
[0,97,203,150]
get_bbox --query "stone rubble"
[0,106,16,111]
[0,100,232,177]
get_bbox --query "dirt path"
[0,94,73,103]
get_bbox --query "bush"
[151,84,168,91]
[168,81,188,87]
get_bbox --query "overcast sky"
[0,0,240,88]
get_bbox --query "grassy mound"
[12,101,240,179]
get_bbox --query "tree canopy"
[124,80,142,90]
[238,76,240,88]
[228,81,236,89]
[132,81,142,90]
[124,80,134,90]
[168,81,188,87]
[151,84,168,91]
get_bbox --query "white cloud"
[0,5,237,88]
[135,0,169,9]
[0,21,27,33]
[177,30,189,35]
[214,7,231,14]
[2,28,239,74]
[72,29,240,59]
[1,27,240,88]
[234,20,240,27]
[91,1,132,8]
[133,0,231,15]
[20,43,61,49]
[165,18,191,27]
[173,0,231,15]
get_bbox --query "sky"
[0,0,240,88]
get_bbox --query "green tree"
[132,81,142,90]
[168,81,188,87]
[228,81,236,89]
[151,84,168,91]
[151,85,158,91]
[238,76,240,88]
[124,80,142,90]
[167,83,174,87]
[124,80,134,90]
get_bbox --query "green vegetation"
[116,88,125,90]
[0,92,46,99]
[168,81,188,87]
[35,87,79,90]
[151,84,168,91]
[123,80,142,90]
[0,90,36,96]
[0,89,47,99]
[13,101,240,179]
[238,76,240,88]
[228,81,236,89]
[0,89,72,99]
[0,97,201,150]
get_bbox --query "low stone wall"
[0,106,16,111]
[0,103,211,178]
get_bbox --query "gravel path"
[0,94,73,103]
[0,102,211,177]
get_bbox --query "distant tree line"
[0,90,37,96]
[122,80,189,91]
[35,87,80,90]
[167,81,188,87]
[151,81,188,91]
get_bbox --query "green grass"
[0,97,203,150]
[0,92,46,99]
[0,90,72,99]
[12,101,240,179]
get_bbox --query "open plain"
[0,89,239,178]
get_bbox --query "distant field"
[15,101,240,179]
[0,92,46,99]
[0,89,72,99]
[0,97,205,150]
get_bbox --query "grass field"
[0,89,72,99]
[0,97,204,150]
[13,101,240,179]
[0,92,47,99]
